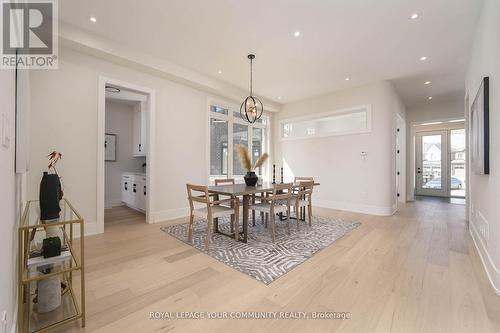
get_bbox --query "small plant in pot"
[235,144,268,186]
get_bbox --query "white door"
[415,130,449,197]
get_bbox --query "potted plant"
[235,144,268,186]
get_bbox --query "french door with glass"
[415,130,449,197]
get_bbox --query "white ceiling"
[59,0,484,107]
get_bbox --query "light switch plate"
[2,113,10,148]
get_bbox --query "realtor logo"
[1,0,58,69]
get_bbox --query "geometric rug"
[161,215,360,284]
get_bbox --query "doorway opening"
[97,77,156,234]
[414,120,466,199]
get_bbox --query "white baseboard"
[73,220,99,238]
[105,199,123,209]
[314,199,396,216]
[469,221,500,295]
[151,207,189,223]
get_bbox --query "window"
[280,105,371,141]
[209,101,268,180]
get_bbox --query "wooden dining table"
[207,182,319,243]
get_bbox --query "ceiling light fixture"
[218,70,223,74]
[428,96,433,100]
[424,81,431,85]
[420,56,427,61]
[345,77,350,81]
[240,54,263,124]
[410,13,419,20]
[89,16,97,23]
[293,31,301,37]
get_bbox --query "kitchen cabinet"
[121,173,146,211]
[132,101,147,157]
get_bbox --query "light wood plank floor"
[59,200,499,333]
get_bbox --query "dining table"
[207,181,320,243]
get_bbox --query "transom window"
[209,101,268,181]
[280,105,371,141]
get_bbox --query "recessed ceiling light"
[217,70,222,74]
[410,13,419,20]
[345,77,350,81]
[89,16,97,23]
[420,56,427,61]
[277,96,282,100]
[293,31,301,37]
[428,96,433,100]
[424,81,431,85]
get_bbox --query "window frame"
[279,104,372,142]
[206,98,269,183]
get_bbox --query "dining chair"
[186,184,239,249]
[249,183,293,242]
[215,178,264,227]
[293,177,314,221]
[294,180,314,229]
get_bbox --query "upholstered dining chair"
[294,180,314,229]
[249,182,293,242]
[186,184,239,249]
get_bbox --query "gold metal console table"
[18,199,85,333]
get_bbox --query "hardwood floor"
[59,201,499,333]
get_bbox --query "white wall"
[28,46,229,233]
[273,81,406,216]
[0,68,22,332]
[104,101,145,208]
[465,0,500,294]
[406,98,464,124]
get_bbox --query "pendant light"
[240,54,263,123]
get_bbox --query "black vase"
[244,171,258,186]
[39,172,62,220]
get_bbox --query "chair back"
[294,176,314,182]
[271,182,293,203]
[214,178,235,186]
[296,180,314,197]
[186,184,210,210]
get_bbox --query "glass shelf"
[18,199,85,333]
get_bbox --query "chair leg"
[295,204,300,231]
[265,213,268,228]
[188,213,194,242]
[234,204,239,240]
[230,201,234,233]
[270,213,276,242]
[286,206,291,235]
[308,204,312,226]
[206,214,213,250]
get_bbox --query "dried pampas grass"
[235,144,269,172]
[235,144,252,172]
[253,152,268,170]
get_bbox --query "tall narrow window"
[209,118,228,176]
[208,102,268,181]
[233,123,249,176]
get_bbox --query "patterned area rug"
[161,215,360,284]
